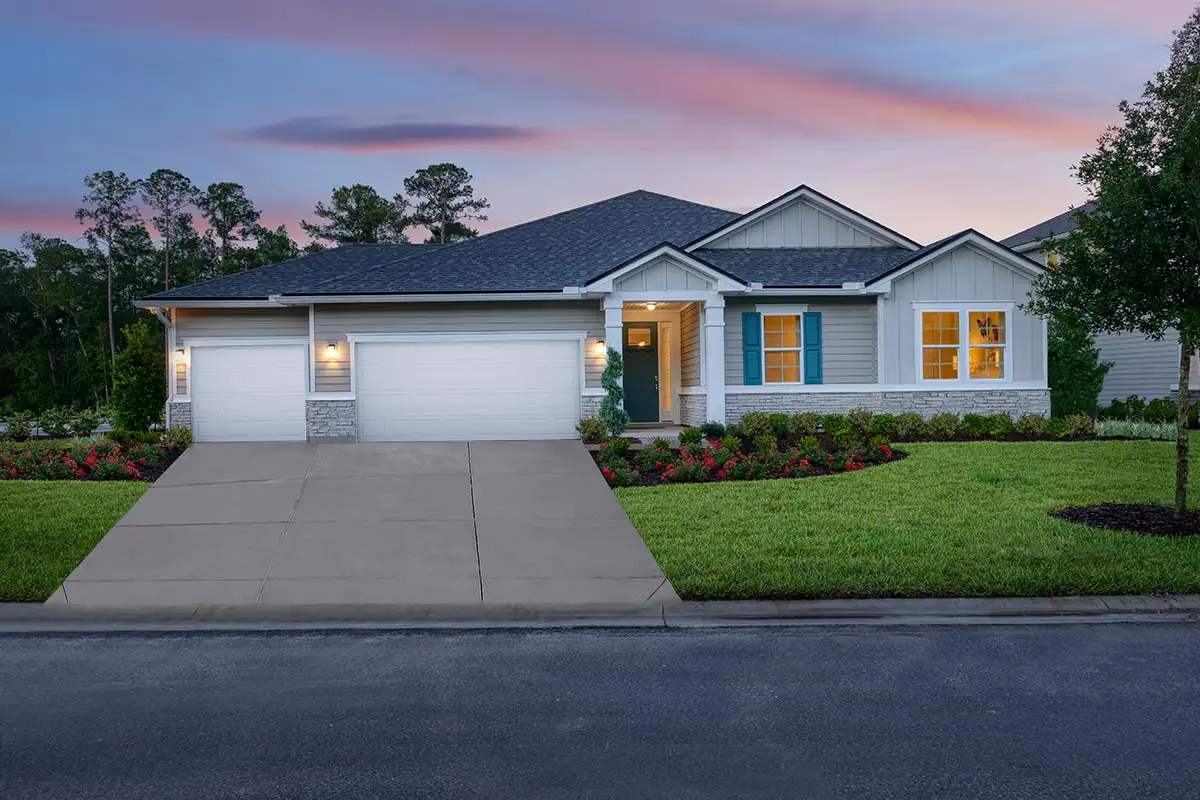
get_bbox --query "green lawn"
[0,481,147,602]
[617,435,1200,600]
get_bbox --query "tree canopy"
[1026,7,1200,518]
[404,163,489,244]
[301,184,410,244]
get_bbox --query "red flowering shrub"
[600,460,640,487]
[0,441,161,481]
[660,456,710,484]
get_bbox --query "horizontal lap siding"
[725,297,877,385]
[880,245,1045,384]
[680,303,701,387]
[1095,330,1181,402]
[313,301,604,394]
[175,307,310,396]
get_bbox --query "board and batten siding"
[878,244,1047,385]
[612,255,715,292]
[725,298,877,386]
[1095,330,1183,402]
[706,198,892,249]
[313,301,604,394]
[174,307,309,396]
[679,302,701,387]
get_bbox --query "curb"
[1,594,1198,632]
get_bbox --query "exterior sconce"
[595,339,606,352]
[326,342,338,358]
[174,348,185,362]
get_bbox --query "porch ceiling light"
[646,303,657,311]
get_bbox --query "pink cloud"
[13,0,1107,148]
[0,199,90,240]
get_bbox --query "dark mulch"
[1052,503,1200,537]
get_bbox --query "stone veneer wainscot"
[167,402,191,430]
[725,389,1051,423]
[679,394,708,427]
[306,399,356,441]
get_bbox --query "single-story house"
[1003,205,1199,405]
[138,186,1052,442]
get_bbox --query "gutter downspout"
[149,307,173,429]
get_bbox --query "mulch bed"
[1052,503,1200,537]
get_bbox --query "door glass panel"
[661,327,672,412]
[627,327,653,349]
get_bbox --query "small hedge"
[0,441,166,482]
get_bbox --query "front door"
[623,323,659,423]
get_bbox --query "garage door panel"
[190,345,307,442]
[356,339,581,441]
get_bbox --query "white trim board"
[727,382,1048,394]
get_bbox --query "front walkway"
[49,442,676,607]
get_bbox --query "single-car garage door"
[356,338,581,441]
[190,344,307,442]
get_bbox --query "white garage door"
[190,344,307,442]
[356,338,581,441]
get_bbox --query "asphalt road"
[2,622,1199,799]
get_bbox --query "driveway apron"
[50,441,675,606]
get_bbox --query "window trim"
[756,304,808,385]
[913,302,1014,385]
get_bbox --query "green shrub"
[796,436,824,459]
[893,413,926,441]
[700,421,726,438]
[706,446,733,465]
[111,321,167,432]
[678,426,703,446]
[721,435,743,453]
[598,346,630,437]
[926,412,960,441]
[682,442,707,459]
[39,407,73,438]
[820,413,849,435]
[1123,395,1147,418]
[753,434,778,454]
[71,408,101,438]
[1064,414,1099,438]
[576,417,607,442]
[846,408,874,440]
[739,411,773,441]
[724,423,745,440]
[960,413,990,439]
[1015,412,1048,436]
[161,426,192,451]
[1099,397,1128,420]
[833,430,857,450]
[660,455,709,484]
[1048,320,1112,417]
[1,410,34,442]
[1144,397,1176,423]
[599,460,640,487]
[600,436,632,459]
[986,413,1015,437]
[635,446,673,472]
[871,413,897,439]
[768,413,791,439]
[1098,419,1174,440]
[1191,401,1199,429]
[1046,418,1071,439]
[790,411,820,438]
[106,429,160,447]
[648,437,671,451]
[725,454,765,481]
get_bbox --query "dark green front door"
[623,323,659,423]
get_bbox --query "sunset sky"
[0,0,1193,249]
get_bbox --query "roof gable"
[865,230,1044,290]
[686,185,920,251]
[1001,201,1097,250]
[584,244,747,293]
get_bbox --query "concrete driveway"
[49,442,676,607]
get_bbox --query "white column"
[603,297,624,403]
[704,296,726,423]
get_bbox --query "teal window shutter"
[742,312,762,385]
[803,312,823,385]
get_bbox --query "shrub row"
[0,441,165,481]
[1099,395,1199,428]
[0,408,102,442]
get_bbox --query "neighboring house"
[1003,204,1199,404]
[138,186,1051,443]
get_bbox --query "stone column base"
[167,402,191,430]
[679,394,708,426]
[306,399,356,441]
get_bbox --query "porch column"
[603,297,624,401]
[704,296,726,423]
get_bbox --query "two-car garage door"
[186,337,583,442]
[355,339,581,441]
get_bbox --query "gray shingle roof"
[289,190,738,295]
[1001,202,1097,249]
[695,247,913,287]
[144,243,438,300]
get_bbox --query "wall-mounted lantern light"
[174,348,186,362]
[595,339,606,352]
[326,342,338,359]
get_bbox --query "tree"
[598,346,630,436]
[300,184,410,244]
[139,169,199,291]
[1025,8,1200,519]
[111,320,166,432]
[424,219,478,244]
[403,163,489,244]
[1047,321,1112,418]
[197,182,260,271]
[76,170,141,368]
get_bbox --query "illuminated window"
[626,327,652,349]
[919,309,1009,382]
[921,311,960,380]
[763,314,803,383]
